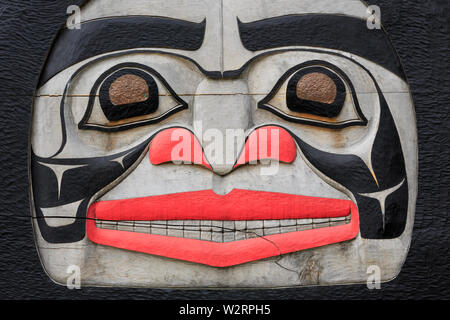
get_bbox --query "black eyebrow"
[238,14,406,80]
[38,16,206,87]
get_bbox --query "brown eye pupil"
[296,72,337,104]
[109,74,149,106]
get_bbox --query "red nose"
[234,126,297,168]
[149,126,297,172]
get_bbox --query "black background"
[0,0,448,300]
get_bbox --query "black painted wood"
[238,14,406,80]
[39,16,206,86]
[0,0,448,299]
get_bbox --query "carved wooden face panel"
[31,0,418,287]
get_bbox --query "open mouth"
[87,189,359,267]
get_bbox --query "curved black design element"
[286,66,346,118]
[291,85,408,239]
[31,138,151,243]
[78,63,188,132]
[99,68,159,122]
[354,181,408,239]
[39,16,206,86]
[237,14,406,81]
[34,199,90,244]
[258,61,367,129]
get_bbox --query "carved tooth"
[234,221,246,230]
[297,218,313,225]
[295,219,313,231]
[167,220,184,237]
[185,230,201,240]
[246,220,263,230]
[200,220,211,230]
[223,221,235,242]
[211,221,223,232]
[211,221,223,242]
[280,219,296,227]
[102,221,118,230]
[264,220,280,228]
[296,224,311,231]
[329,220,346,227]
[200,220,212,241]
[184,220,200,229]
[234,221,246,240]
[264,220,280,235]
[280,226,297,233]
[151,221,167,235]
[201,230,212,241]
[313,218,329,229]
[134,221,149,234]
[235,230,246,240]
[167,221,183,231]
[280,219,297,233]
[223,230,234,242]
[184,220,200,239]
[329,221,338,227]
[223,221,235,232]
[170,220,184,228]
[245,231,257,239]
[246,220,263,238]
[118,220,134,232]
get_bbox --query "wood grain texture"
[0,0,448,299]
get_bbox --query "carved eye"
[79,63,187,132]
[258,61,367,129]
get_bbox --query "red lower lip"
[86,189,359,267]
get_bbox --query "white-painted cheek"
[31,96,63,158]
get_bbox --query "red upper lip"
[91,189,352,221]
[87,189,359,267]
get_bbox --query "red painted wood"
[91,189,351,221]
[149,126,297,171]
[86,192,359,267]
[235,126,297,168]
[149,128,211,169]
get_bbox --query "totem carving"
[31,0,418,287]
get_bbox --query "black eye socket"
[99,68,159,122]
[286,67,346,118]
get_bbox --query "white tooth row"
[95,216,351,243]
